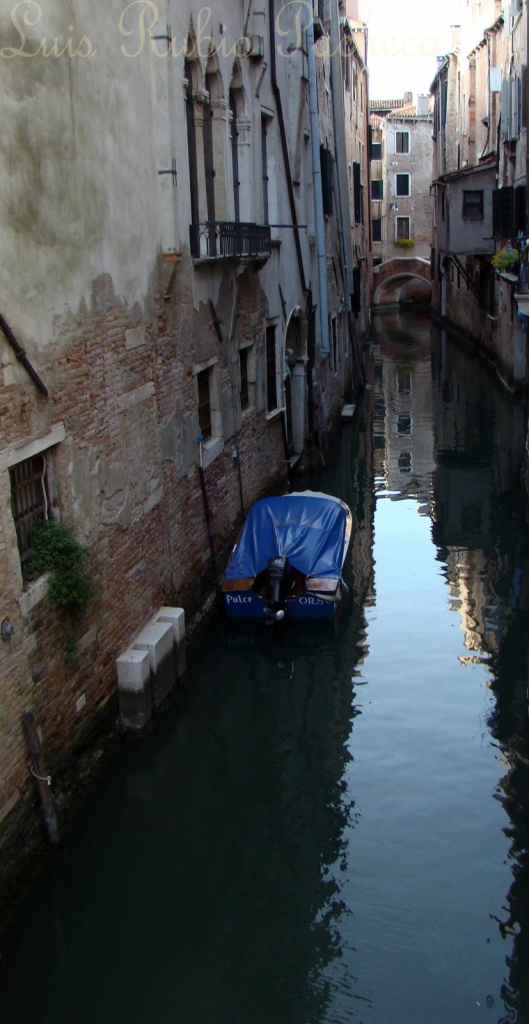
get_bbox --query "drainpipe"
[306,6,330,359]
[268,0,307,294]
[329,0,351,317]
[0,313,48,397]
[328,1,365,388]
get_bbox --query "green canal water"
[1,313,529,1023]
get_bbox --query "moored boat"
[220,490,352,622]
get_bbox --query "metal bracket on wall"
[208,300,225,344]
[278,283,287,321]
[157,159,177,186]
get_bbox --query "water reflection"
[0,616,372,1024]
[371,310,435,507]
[1,313,529,1024]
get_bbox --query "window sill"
[200,436,223,470]
[265,408,284,424]
[19,574,49,617]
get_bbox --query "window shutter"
[492,187,514,238]
[353,162,361,223]
[501,77,510,134]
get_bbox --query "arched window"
[184,54,200,231]
[228,63,250,223]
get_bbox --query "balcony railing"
[190,221,272,260]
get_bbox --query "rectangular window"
[370,141,382,160]
[320,145,333,216]
[371,179,383,200]
[261,116,269,225]
[396,216,410,240]
[10,454,51,569]
[397,413,412,435]
[331,316,338,369]
[396,173,410,196]
[372,218,382,241]
[239,347,249,410]
[353,161,362,223]
[266,326,277,412]
[395,131,410,154]
[197,368,212,440]
[462,190,483,220]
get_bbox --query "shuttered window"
[462,190,483,220]
[320,146,333,216]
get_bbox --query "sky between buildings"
[362,0,462,101]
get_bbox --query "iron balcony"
[190,221,272,261]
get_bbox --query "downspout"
[268,0,307,293]
[329,2,365,387]
[0,313,48,397]
[329,0,351,315]
[306,5,330,359]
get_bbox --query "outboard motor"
[264,555,293,621]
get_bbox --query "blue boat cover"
[225,492,349,581]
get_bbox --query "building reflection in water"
[430,323,529,1023]
[371,312,529,1022]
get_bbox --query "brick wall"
[0,253,288,889]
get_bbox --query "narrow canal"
[1,312,529,1024]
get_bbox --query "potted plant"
[491,246,519,271]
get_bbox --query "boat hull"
[222,589,337,621]
[221,490,352,624]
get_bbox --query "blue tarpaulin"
[225,491,349,581]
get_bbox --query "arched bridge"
[372,257,431,306]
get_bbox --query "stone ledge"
[19,575,49,617]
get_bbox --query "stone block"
[134,620,175,708]
[117,647,152,730]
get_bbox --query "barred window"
[10,454,50,568]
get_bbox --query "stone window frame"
[192,357,223,468]
[462,189,484,220]
[396,215,411,240]
[0,423,65,611]
[265,321,281,419]
[239,339,256,417]
[395,172,411,197]
[395,130,410,155]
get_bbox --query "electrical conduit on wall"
[305,4,330,359]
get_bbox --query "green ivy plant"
[394,238,415,249]
[491,246,519,271]
[30,519,94,617]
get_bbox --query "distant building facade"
[369,94,433,305]
[430,1,528,391]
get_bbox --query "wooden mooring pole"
[22,712,60,846]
